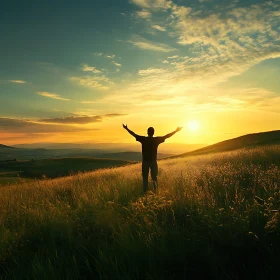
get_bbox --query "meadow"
[0,145,280,279]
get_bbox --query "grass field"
[0,177,33,186]
[0,145,280,279]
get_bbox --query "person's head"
[147,127,155,137]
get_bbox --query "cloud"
[0,117,95,133]
[191,87,280,113]
[138,67,167,76]
[129,1,279,85]
[82,64,102,74]
[39,116,102,124]
[99,76,280,115]
[126,35,177,52]
[170,2,280,72]
[104,113,127,118]
[36,92,70,101]
[9,80,27,84]
[0,113,127,134]
[127,1,280,94]
[70,75,113,90]
[152,25,166,31]
[112,61,122,67]
[135,10,152,19]
[93,52,116,60]
[80,101,96,104]
[131,0,172,10]
[94,52,104,56]
[39,114,126,125]
[167,55,179,59]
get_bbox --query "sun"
[187,120,200,132]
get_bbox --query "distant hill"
[14,142,205,155]
[0,157,132,179]
[96,152,173,161]
[170,130,280,159]
[0,144,15,149]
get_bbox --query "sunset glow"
[187,121,200,132]
[0,0,279,145]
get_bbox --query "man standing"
[123,124,183,192]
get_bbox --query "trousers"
[142,160,158,192]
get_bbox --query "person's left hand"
[176,126,183,132]
[122,124,128,129]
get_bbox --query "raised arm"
[163,126,183,139]
[122,124,139,138]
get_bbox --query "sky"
[0,0,279,145]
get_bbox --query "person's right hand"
[176,126,183,132]
[122,124,128,129]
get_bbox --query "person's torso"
[141,137,161,161]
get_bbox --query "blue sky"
[0,0,279,144]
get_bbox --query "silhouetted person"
[123,124,183,193]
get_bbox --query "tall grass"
[1,146,280,279]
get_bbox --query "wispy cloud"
[129,1,279,85]
[131,0,172,10]
[0,117,95,133]
[106,55,116,59]
[9,80,27,84]
[0,113,127,133]
[39,113,126,125]
[82,64,102,74]
[70,75,113,90]
[36,92,70,101]
[126,35,177,52]
[169,2,280,76]
[131,1,280,96]
[92,53,121,70]
[135,10,152,19]
[187,88,280,113]
[112,61,122,67]
[138,67,167,76]
[93,52,116,60]
[152,25,166,31]
[80,101,96,104]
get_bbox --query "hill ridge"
[0,144,14,149]
[169,130,280,159]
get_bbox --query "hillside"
[0,144,14,149]
[171,130,280,158]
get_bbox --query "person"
[122,124,183,193]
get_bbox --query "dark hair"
[147,127,154,136]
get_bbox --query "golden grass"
[0,145,280,279]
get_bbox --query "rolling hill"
[0,144,15,149]
[170,130,280,158]
[0,147,173,162]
